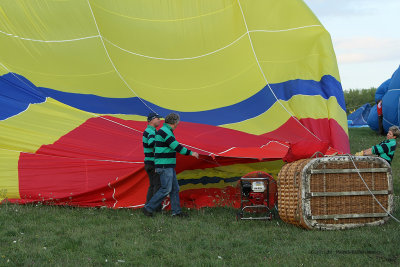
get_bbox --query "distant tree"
[343,88,377,114]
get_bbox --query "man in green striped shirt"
[358,126,399,165]
[143,113,199,217]
[143,112,162,206]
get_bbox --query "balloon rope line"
[0,148,144,164]
[383,117,396,127]
[347,154,400,224]
[310,151,325,159]
[236,0,321,142]
[260,141,290,148]
[108,176,119,208]
[199,156,222,167]
[0,11,321,47]
[102,24,322,61]
[89,114,217,156]
[0,29,99,43]
[123,204,145,209]
[86,0,157,114]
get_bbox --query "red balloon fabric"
[8,116,345,209]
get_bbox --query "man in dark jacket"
[142,112,162,207]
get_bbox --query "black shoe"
[155,206,163,213]
[172,212,189,218]
[142,207,153,217]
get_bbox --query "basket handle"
[294,171,301,221]
[294,171,300,188]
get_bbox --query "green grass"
[1,128,400,266]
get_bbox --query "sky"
[303,0,400,90]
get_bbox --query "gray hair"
[165,113,180,125]
[389,126,400,138]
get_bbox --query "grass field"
[1,128,399,266]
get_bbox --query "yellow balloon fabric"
[0,0,348,205]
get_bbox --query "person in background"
[143,113,199,217]
[142,112,163,209]
[374,78,390,136]
[355,125,399,165]
[377,100,384,136]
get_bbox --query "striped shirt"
[142,125,156,165]
[155,124,192,168]
[372,138,397,165]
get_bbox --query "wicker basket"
[277,156,393,230]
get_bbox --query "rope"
[310,151,325,159]
[346,154,400,224]
[102,25,322,61]
[0,29,99,43]
[86,0,158,114]
[260,141,290,148]
[236,0,322,143]
[383,117,398,127]
[0,147,144,164]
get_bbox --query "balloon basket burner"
[236,175,276,221]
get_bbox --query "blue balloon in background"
[368,65,400,132]
[367,105,379,131]
[347,103,371,127]
[375,79,390,103]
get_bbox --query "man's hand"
[191,152,199,159]
[363,148,373,156]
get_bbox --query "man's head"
[165,113,180,130]
[387,126,400,140]
[147,112,162,128]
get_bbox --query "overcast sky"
[303,0,400,90]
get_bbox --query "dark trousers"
[378,115,384,135]
[145,168,181,214]
[144,163,161,205]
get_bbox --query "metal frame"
[306,190,389,197]
[310,213,387,220]
[237,177,273,221]
[301,156,393,230]
[310,168,388,174]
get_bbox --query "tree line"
[343,88,377,114]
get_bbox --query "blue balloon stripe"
[1,72,345,125]
[0,73,46,120]
[37,75,345,125]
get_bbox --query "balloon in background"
[368,66,400,132]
